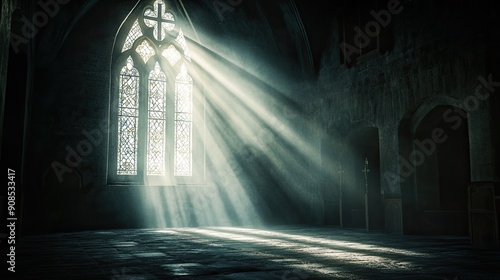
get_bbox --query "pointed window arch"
[109,0,202,185]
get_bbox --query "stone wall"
[315,1,498,233]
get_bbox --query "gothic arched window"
[108,0,202,185]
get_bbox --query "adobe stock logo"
[10,0,71,54]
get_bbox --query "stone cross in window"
[144,0,175,41]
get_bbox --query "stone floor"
[12,226,500,279]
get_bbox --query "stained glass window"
[147,62,167,175]
[162,45,182,66]
[175,29,191,61]
[174,64,193,176]
[117,57,140,175]
[122,20,143,52]
[113,0,198,181]
[136,40,156,63]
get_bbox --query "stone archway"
[399,103,470,235]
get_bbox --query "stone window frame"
[107,0,205,186]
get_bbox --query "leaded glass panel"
[117,57,140,175]
[122,20,143,52]
[174,64,193,176]
[136,40,156,63]
[147,62,167,175]
[162,45,182,66]
[175,29,191,61]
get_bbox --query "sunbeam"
[136,23,342,228]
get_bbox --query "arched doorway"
[400,105,471,235]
